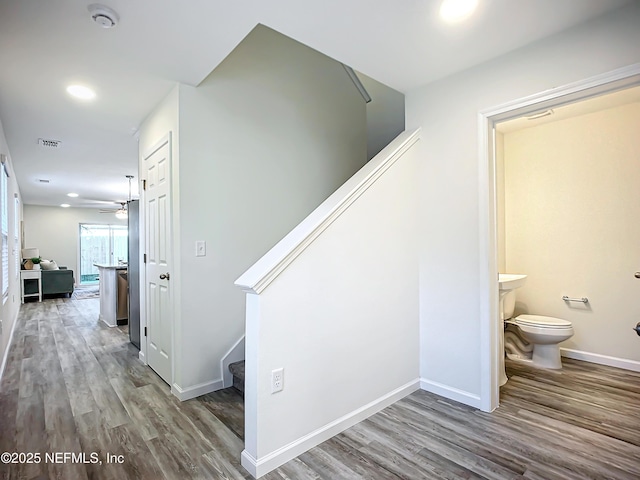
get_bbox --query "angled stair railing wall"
[235,129,422,478]
[343,64,372,103]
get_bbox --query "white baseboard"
[561,348,640,372]
[0,308,20,385]
[242,379,420,478]
[171,379,224,401]
[420,378,482,409]
[241,450,259,478]
[98,314,117,328]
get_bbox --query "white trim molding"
[561,348,640,373]
[242,379,420,478]
[477,63,640,414]
[171,379,223,401]
[235,129,420,295]
[420,378,482,410]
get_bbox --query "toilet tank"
[503,290,516,319]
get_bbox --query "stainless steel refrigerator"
[128,200,141,349]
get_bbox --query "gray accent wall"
[356,72,405,161]
[140,25,368,392]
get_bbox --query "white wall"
[241,132,420,476]
[357,72,405,160]
[502,102,640,365]
[0,116,23,377]
[140,26,367,394]
[406,2,640,402]
[23,205,127,284]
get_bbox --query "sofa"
[23,267,75,297]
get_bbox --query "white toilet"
[503,290,574,369]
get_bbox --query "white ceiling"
[0,0,632,208]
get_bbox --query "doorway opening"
[478,65,640,412]
[79,223,128,284]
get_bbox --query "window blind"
[14,196,19,279]
[1,164,8,297]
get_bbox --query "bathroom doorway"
[478,65,640,411]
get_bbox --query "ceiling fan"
[99,202,128,218]
[99,175,134,219]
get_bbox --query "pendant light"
[115,175,134,219]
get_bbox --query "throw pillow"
[41,260,60,271]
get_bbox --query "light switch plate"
[195,240,206,257]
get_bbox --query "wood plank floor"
[270,360,640,480]
[0,297,248,480]
[1,297,640,479]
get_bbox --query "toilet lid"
[516,314,572,328]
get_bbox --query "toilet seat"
[516,314,572,329]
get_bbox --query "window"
[1,163,8,298]
[79,224,128,284]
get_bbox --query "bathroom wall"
[496,131,506,273]
[502,101,640,367]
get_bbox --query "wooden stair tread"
[229,360,245,395]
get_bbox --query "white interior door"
[144,136,172,384]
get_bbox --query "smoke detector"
[88,4,119,28]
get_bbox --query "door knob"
[635,272,640,279]
[159,273,170,280]
[634,322,640,337]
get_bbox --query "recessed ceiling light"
[440,0,478,23]
[66,84,96,100]
[67,192,79,197]
[60,204,71,208]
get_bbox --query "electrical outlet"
[271,368,284,393]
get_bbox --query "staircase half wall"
[235,129,421,477]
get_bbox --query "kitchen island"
[95,264,128,327]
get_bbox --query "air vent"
[38,179,50,183]
[38,138,62,148]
